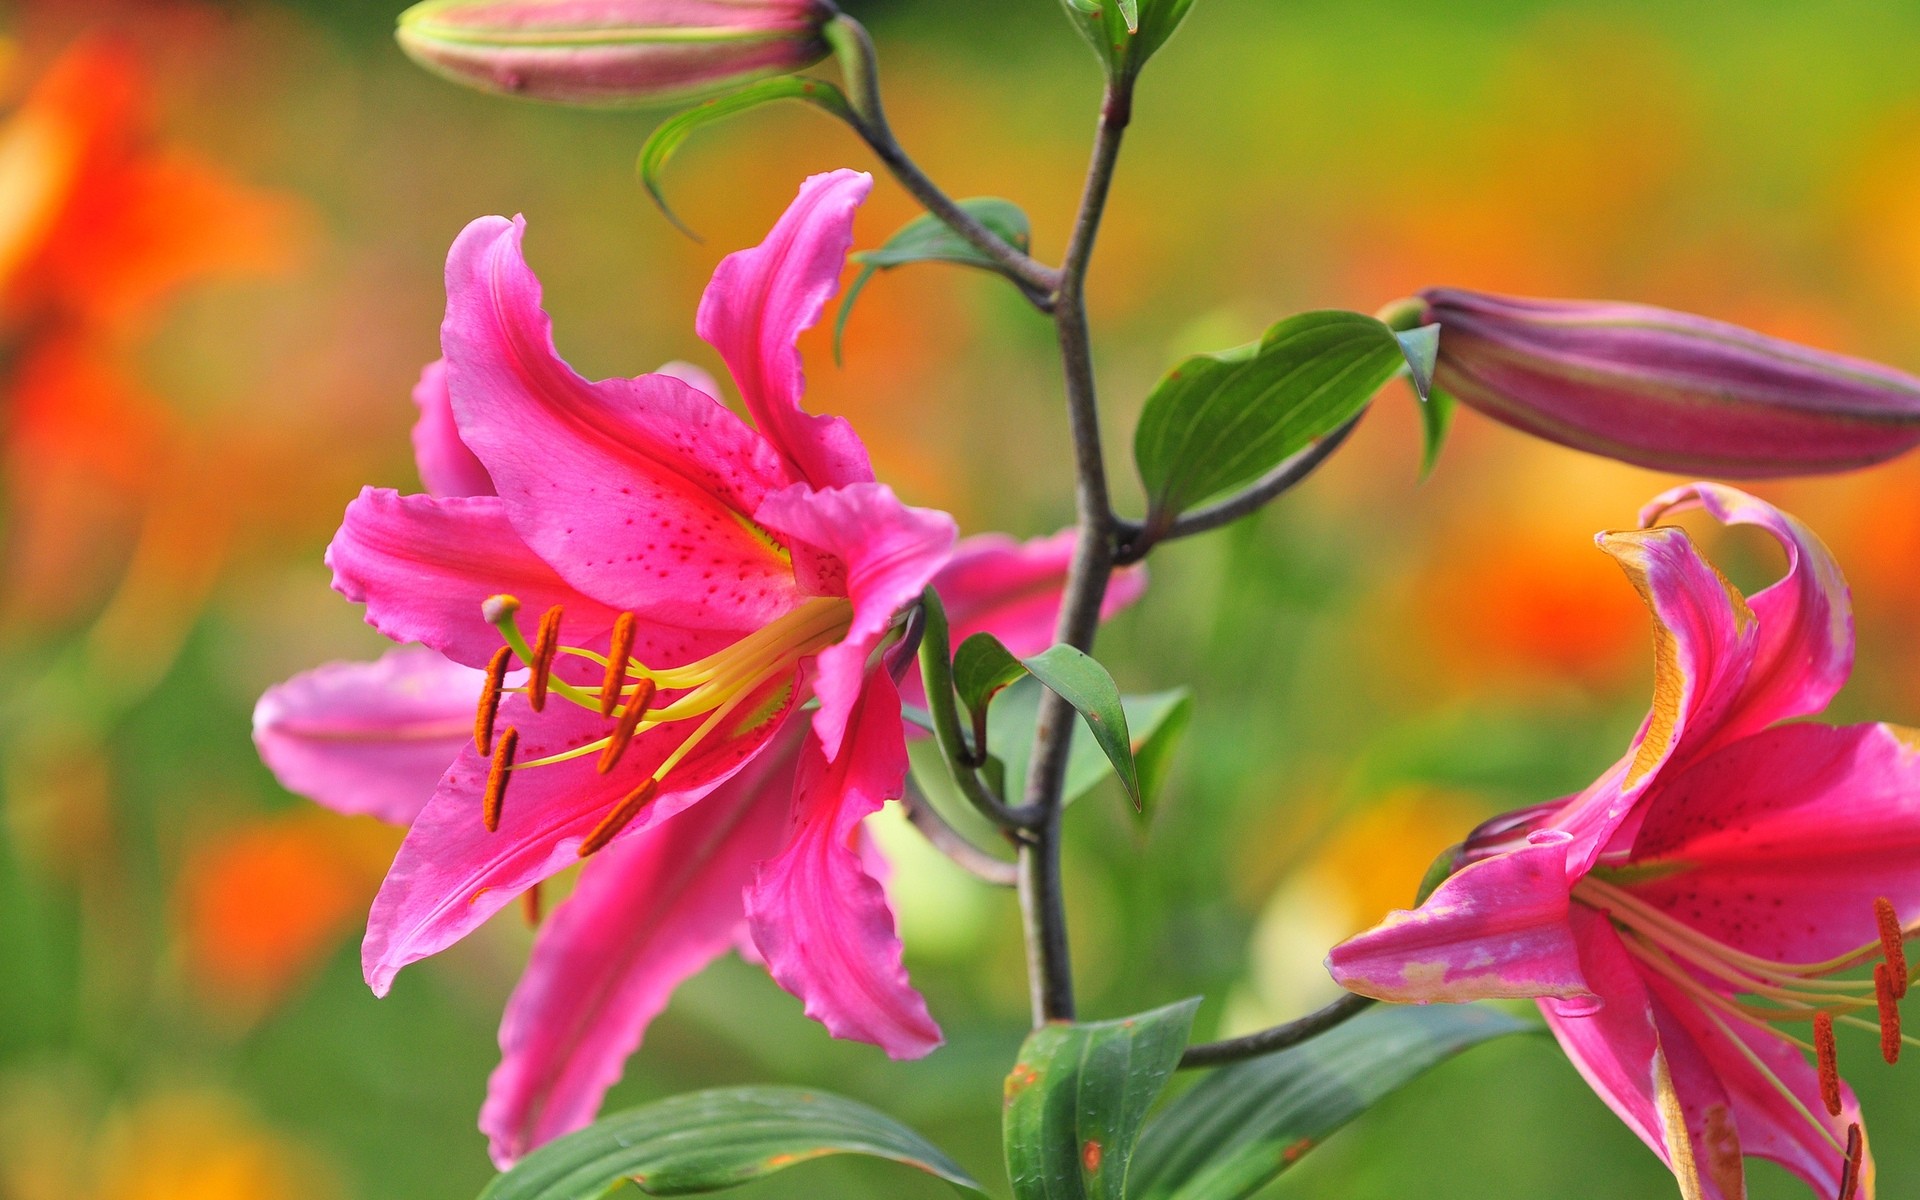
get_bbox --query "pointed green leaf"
[1129,1005,1536,1200]
[1394,323,1439,400]
[637,78,855,238]
[1116,0,1140,32]
[1133,311,1414,529]
[834,198,1032,363]
[1057,0,1194,79]
[478,1085,987,1199]
[988,681,1190,814]
[1022,645,1138,810]
[1419,384,1458,480]
[1003,998,1201,1200]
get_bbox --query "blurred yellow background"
[5,1,1920,1196]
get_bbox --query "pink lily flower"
[1328,482,1918,1199]
[252,168,1145,1166]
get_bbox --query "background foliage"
[6,0,1920,1196]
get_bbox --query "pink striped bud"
[1413,288,1920,478]
[396,0,834,107]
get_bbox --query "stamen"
[1876,897,1907,1000]
[579,778,658,857]
[529,605,564,712]
[484,726,517,833]
[598,679,656,774]
[1838,1123,1863,1200]
[482,594,521,626]
[1815,1012,1842,1116]
[521,883,543,928]
[600,612,637,717]
[1876,963,1901,1065]
[475,645,512,754]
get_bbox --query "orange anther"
[475,645,512,754]
[1815,1011,1842,1116]
[529,605,564,712]
[1876,897,1907,1000]
[521,883,543,928]
[1876,963,1902,1065]
[1838,1123,1863,1200]
[483,727,517,833]
[578,778,658,857]
[600,612,637,718]
[597,679,656,774]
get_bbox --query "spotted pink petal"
[1643,989,1747,1200]
[1326,831,1591,1004]
[327,488,623,669]
[696,169,876,490]
[745,670,940,1057]
[1539,909,1670,1162]
[439,215,801,631]
[411,358,496,498]
[252,648,483,825]
[1628,721,1920,964]
[1644,965,1865,1198]
[756,481,956,760]
[1642,482,1853,748]
[1544,523,1760,870]
[481,728,802,1167]
[362,667,797,996]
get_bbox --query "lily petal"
[756,481,956,760]
[439,215,801,630]
[362,669,796,996]
[480,728,801,1167]
[1326,831,1592,1004]
[1628,721,1920,964]
[327,487,621,669]
[411,358,496,498]
[252,648,483,825]
[1642,483,1852,746]
[1645,967,1865,1199]
[745,670,940,1057]
[1546,524,1759,869]
[696,169,876,490]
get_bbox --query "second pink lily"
[252,169,1143,1165]
[1330,483,1920,1200]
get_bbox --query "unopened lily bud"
[1410,287,1920,478]
[396,0,835,107]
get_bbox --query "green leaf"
[1133,310,1429,528]
[834,198,1033,363]
[479,1085,987,1199]
[638,79,855,239]
[1395,323,1439,400]
[988,681,1190,814]
[1129,1005,1535,1200]
[1003,998,1201,1200]
[1022,645,1139,810]
[1057,0,1194,79]
[953,633,1030,731]
[1419,384,1458,480]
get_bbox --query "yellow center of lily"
[471,593,853,854]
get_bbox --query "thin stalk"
[1017,79,1135,1027]
[1178,993,1378,1069]
[826,15,1060,304]
[900,781,1018,888]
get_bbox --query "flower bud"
[1414,287,1920,478]
[396,0,835,108]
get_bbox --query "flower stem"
[825,15,1060,304]
[1177,993,1378,1069]
[900,781,1018,888]
[915,588,1041,830]
[1017,79,1135,1027]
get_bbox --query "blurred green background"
[6,0,1920,1196]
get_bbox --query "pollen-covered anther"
[600,612,637,718]
[1875,896,1907,1000]
[578,778,658,858]
[1815,1011,1842,1116]
[481,593,522,626]
[483,726,518,833]
[521,882,543,928]
[1876,962,1902,1065]
[1838,1123,1864,1200]
[475,645,512,754]
[528,605,564,712]
[598,679,656,774]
